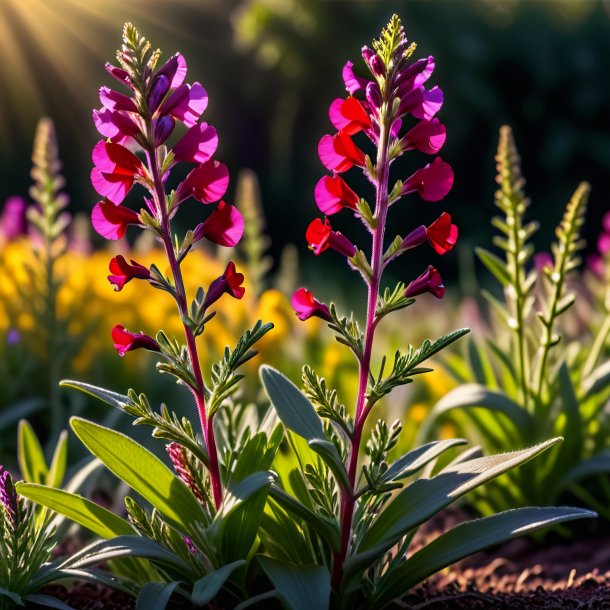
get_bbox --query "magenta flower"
[108,255,150,291]
[91,141,145,204]
[158,83,208,128]
[401,157,454,202]
[291,288,333,322]
[156,53,188,90]
[99,86,138,113]
[306,218,356,258]
[0,196,28,241]
[405,265,445,299]
[329,97,372,135]
[401,118,446,154]
[314,175,359,216]
[93,108,140,145]
[398,86,444,121]
[342,60,369,94]
[177,160,230,205]
[172,123,218,164]
[91,201,140,240]
[0,467,17,527]
[318,131,366,173]
[203,261,245,309]
[112,324,160,357]
[193,201,244,247]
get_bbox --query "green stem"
[582,312,610,380]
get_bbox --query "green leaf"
[259,557,330,610]
[582,359,610,400]
[47,431,68,488]
[421,384,533,444]
[373,507,595,606]
[23,594,75,610]
[212,471,274,562]
[191,561,246,606]
[260,366,347,486]
[18,419,48,484]
[16,482,134,539]
[70,417,206,538]
[135,582,180,610]
[268,485,340,550]
[60,380,132,410]
[380,439,468,484]
[260,366,324,441]
[346,439,561,584]
[558,452,610,491]
[476,247,511,287]
[0,587,23,605]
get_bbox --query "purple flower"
[0,196,28,241]
[0,467,18,527]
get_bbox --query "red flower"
[405,266,445,299]
[112,324,160,357]
[306,218,356,258]
[203,261,245,309]
[108,255,150,291]
[90,141,145,204]
[314,175,359,216]
[91,201,140,240]
[425,212,458,254]
[318,130,366,173]
[328,96,372,135]
[291,288,333,322]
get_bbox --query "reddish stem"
[148,147,223,510]
[332,113,391,588]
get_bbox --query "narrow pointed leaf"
[18,419,48,484]
[135,582,180,610]
[192,561,246,605]
[47,431,69,488]
[60,380,132,410]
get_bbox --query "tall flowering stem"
[91,25,249,510]
[293,15,456,585]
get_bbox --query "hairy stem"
[148,148,223,510]
[333,112,391,588]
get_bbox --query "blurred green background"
[1,0,609,298]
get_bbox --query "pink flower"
[0,197,28,241]
[306,218,356,258]
[99,86,137,113]
[159,83,208,127]
[329,97,372,135]
[177,160,230,205]
[203,261,245,309]
[396,56,435,94]
[193,201,244,247]
[405,265,445,299]
[342,60,368,94]
[108,255,150,291]
[91,201,140,240]
[401,118,446,155]
[318,131,366,173]
[314,175,359,215]
[402,157,454,202]
[112,324,161,357]
[172,123,218,163]
[91,141,145,204]
[92,108,140,145]
[401,212,458,255]
[156,53,188,90]
[291,288,333,322]
[105,63,132,89]
[398,86,444,121]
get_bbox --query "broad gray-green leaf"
[422,384,533,443]
[23,594,75,610]
[192,561,246,606]
[135,582,180,610]
[381,439,468,484]
[373,507,595,607]
[60,380,132,410]
[70,417,206,538]
[16,483,134,539]
[259,557,330,610]
[260,366,346,485]
[0,588,22,604]
[18,419,48,484]
[346,439,561,584]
